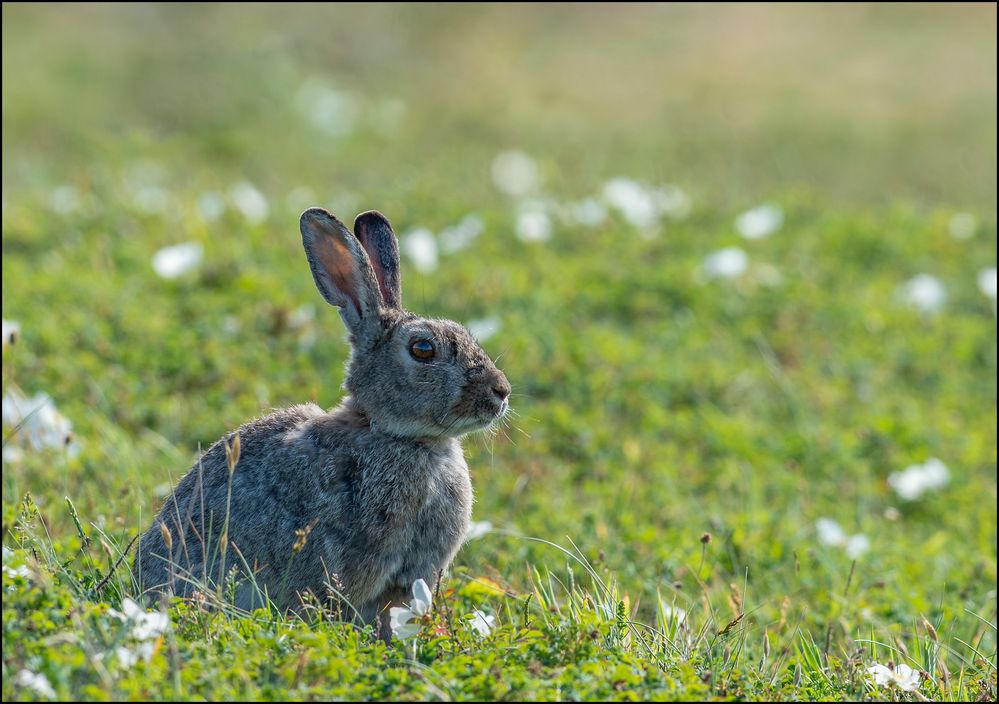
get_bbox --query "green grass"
[2,4,996,701]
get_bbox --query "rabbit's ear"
[353,210,402,310]
[300,208,383,337]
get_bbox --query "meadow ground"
[2,4,997,701]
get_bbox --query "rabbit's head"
[301,208,511,439]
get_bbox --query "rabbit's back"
[136,403,328,606]
[136,400,472,615]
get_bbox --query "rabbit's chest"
[361,446,472,586]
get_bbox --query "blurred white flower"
[288,304,316,330]
[469,609,495,636]
[845,534,871,559]
[888,458,950,501]
[389,578,433,640]
[491,151,539,196]
[901,274,946,314]
[868,663,920,692]
[702,247,749,279]
[515,201,552,242]
[285,186,318,212]
[466,317,501,343]
[465,520,493,540]
[230,181,269,224]
[735,203,783,240]
[401,227,439,273]
[13,670,56,700]
[439,214,485,254]
[196,191,226,221]
[603,178,658,230]
[653,184,692,220]
[977,266,997,301]
[132,185,170,215]
[109,597,170,666]
[815,518,847,546]
[152,242,203,279]
[564,198,608,228]
[2,387,77,455]
[948,212,977,240]
[601,179,689,230]
[119,598,170,641]
[294,77,359,137]
[370,97,407,136]
[50,185,81,215]
[816,518,869,558]
[2,445,25,465]
[659,604,687,626]
[3,564,31,580]
[2,319,20,350]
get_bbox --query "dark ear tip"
[354,210,392,232]
[301,207,350,238]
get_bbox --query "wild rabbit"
[136,208,510,641]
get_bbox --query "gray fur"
[136,207,510,641]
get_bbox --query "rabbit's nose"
[491,377,512,402]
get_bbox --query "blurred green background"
[1,4,996,698]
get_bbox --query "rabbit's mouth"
[447,399,509,436]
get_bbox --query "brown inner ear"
[314,232,364,318]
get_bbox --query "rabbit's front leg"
[365,585,408,644]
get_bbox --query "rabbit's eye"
[409,339,436,360]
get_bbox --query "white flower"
[2,319,20,350]
[50,185,81,215]
[491,151,539,196]
[2,562,31,580]
[13,670,56,700]
[132,185,170,215]
[466,318,501,343]
[815,518,847,546]
[603,178,658,230]
[888,458,950,501]
[978,266,997,301]
[229,181,269,224]
[288,304,316,329]
[469,609,495,636]
[702,247,748,279]
[2,387,77,454]
[845,534,871,559]
[653,185,692,220]
[901,274,946,315]
[564,198,608,227]
[196,191,226,221]
[465,520,493,540]
[948,212,977,240]
[119,598,170,641]
[108,598,170,665]
[515,201,552,243]
[401,227,439,273]
[389,578,433,640]
[868,663,920,692]
[439,214,485,254]
[816,518,869,558]
[152,242,203,279]
[659,604,687,626]
[2,445,25,465]
[294,77,359,137]
[735,203,783,240]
